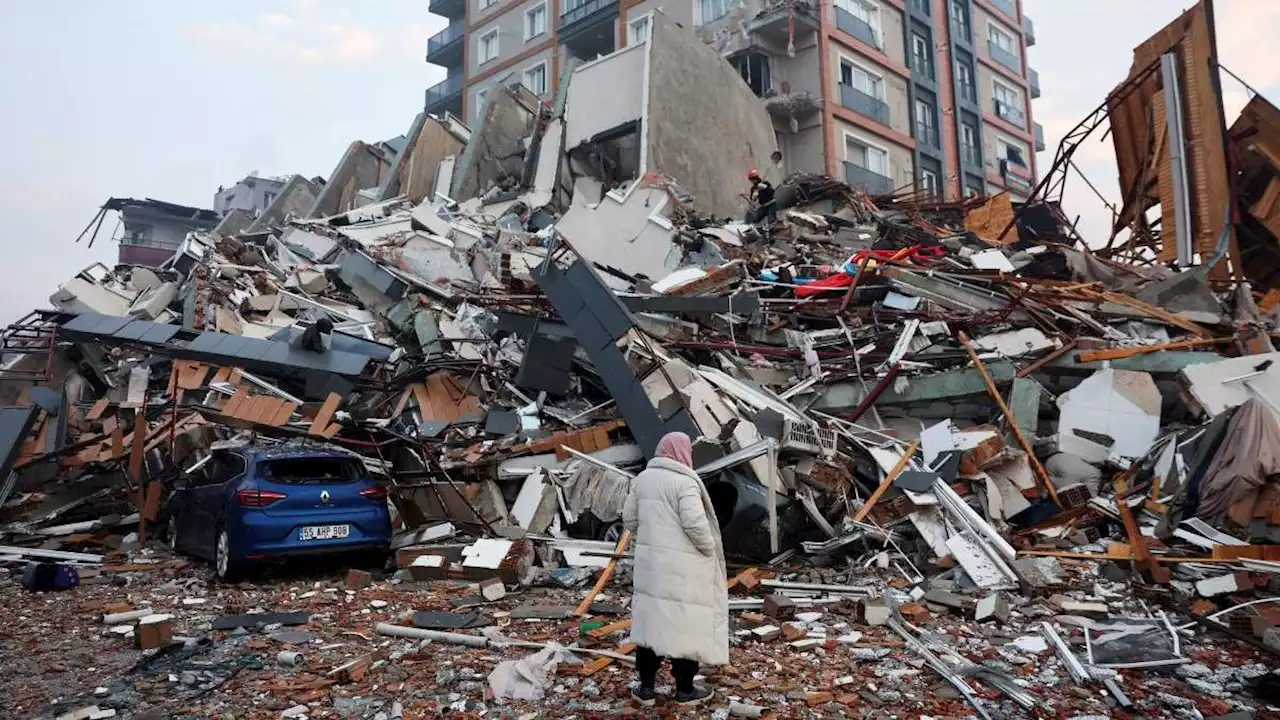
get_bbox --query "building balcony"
[988,0,1018,22]
[560,0,619,40]
[1000,159,1034,194]
[429,0,465,21]
[1034,121,1045,152]
[749,0,820,44]
[834,7,881,50]
[844,162,896,195]
[426,21,465,68]
[425,75,465,116]
[961,143,982,167]
[763,87,824,125]
[988,40,1022,74]
[1029,67,1041,99]
[1023,15,1036,46]
[916,123,939,149]
[994,99,1026,128]
[839,84,890,126]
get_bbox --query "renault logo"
[320,490,331,504]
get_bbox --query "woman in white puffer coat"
[621,431,729,708]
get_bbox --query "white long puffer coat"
[621,456,729,665]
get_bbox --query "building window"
[960,122,980,164]
[845,135,889,176]
[950,0,970,39]
[523,62,548,95]
[921,168,940,196]
[524,3,547,40]
[122,223,155,246]
[475,88,489,118]
[993,78,1024,125]
[988,20,1016,54]
[915,99,937,146]
[478,29,500,65]
[956,58,976,102]
[261,192,276,208]
[911,32,933,78]
[222,194,236,211]
[696,0,731,26]
[629,16,650,44]
[837,0,881,46]
[481,0,498,8]
[911,0,929,16]
[841,59,884,100]
[964,183,982,198]
[731,53,770,97]
[997,136,1028,167]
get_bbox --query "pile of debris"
[3,3,1280,719]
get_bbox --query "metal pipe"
[375,623,490,647]
[1040,622,1089,685]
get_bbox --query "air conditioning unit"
[781,418,838,458]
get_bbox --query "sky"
[0,0,1278,324]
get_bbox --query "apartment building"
[424,0,1041,201]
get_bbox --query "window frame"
[842,129,891,177]
[474,87,490,119]
[988,19,1016,53]
[522,60,549,96]
[996,134,1029,168]
[921,167,940,195]
[477,28,500,65]
[838,54,886,101]
[524,2,547,41]
[629,15,651,44]
[911,32,933,77]
[695,0,732,27]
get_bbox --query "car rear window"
[261,458,364,484]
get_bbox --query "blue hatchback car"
[166,443,392,580]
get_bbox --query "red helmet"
[746,168,760,180]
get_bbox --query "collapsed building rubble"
[3,4,1280,718]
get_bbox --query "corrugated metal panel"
[0,406,40,479]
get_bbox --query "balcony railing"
[427,21,465,58]
[844,162,895,195]
[994,99,1025,128]
[839,84,890,126]
[1023,15,1036,45]
[988,40,1022,74]
[425,75,465,109]
[559,0,619,34]
[912,54,934,82]
[961,143,982,167]
[989,0,1017,21]
[1029,67,1041,99]
[1034,121,1045,152]
[834,7,880,49]
[916,123,939,148]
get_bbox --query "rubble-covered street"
[3,2,1280,719]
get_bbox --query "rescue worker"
[746,168,778,225]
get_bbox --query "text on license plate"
[300,524,350,540]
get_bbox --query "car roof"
[217,442,356,462]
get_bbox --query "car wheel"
[215,528,240,582]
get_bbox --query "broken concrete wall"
[308,142,394,219]
[246,175,322,234]
[379,114,467,205]
[213,208,255,238]
[450,86,540,203]
[555,179,678,281]
[564,43,647,151]
[645,12,778,219]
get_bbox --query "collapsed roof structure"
[5,4,1280,718]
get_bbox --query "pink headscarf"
[654,431,694,468]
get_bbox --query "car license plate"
[300,524,350,541]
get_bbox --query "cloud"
[186,6,396,67]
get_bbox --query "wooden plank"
[574,529,632,617]
[208,366,232,386]
[222,388,251,417]
[110,423,124,460]
[1211,544,1280,562]
[309,393,343,435]
[141,482,163,522]
[1016,339,1077,378]
[1115,481,1171,584]
[959,332,1060,506]
[177,362,211,390]
[1099,291,1214,337]
[586,618,632,639]
[580,644,636,677]
[85,398,110,421]
[851,441,918,524]
[1076,337,1229,363]
[268,402,299,427]
[128,413,147,482]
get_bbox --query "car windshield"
[261,458,363,484]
